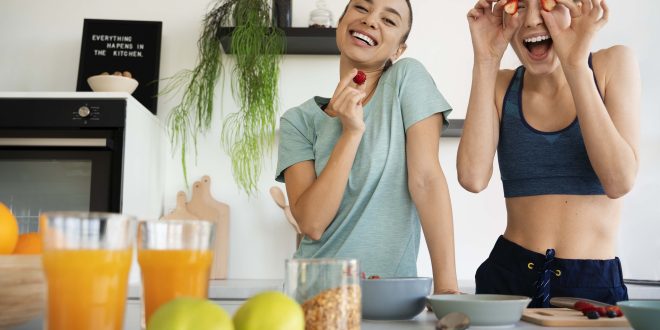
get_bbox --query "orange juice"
[42,249,132,330]
[138,249,213,324]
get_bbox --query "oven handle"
[0,138,108,147]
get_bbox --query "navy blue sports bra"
[497,55,605,197]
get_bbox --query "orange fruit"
[0,202,19,254]
[13,232,43,255]
[39,214,47,234]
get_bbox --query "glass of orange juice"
[40,212,136,330]
[137,219,215,327]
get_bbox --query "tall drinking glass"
[284,258,361,330]
[41,212,135,330]
[137,219,215,327]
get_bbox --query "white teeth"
[524,35,551,43]
[351,31,375,46]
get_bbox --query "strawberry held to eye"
[353,70,367,85]
[541,0,557,12]
[504,0,519,15]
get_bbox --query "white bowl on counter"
[87,74,138,93]
[427,294,530,326]
[361,277,432,320]
[617,300,660,330]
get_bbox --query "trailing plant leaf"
[164,0,284,194]
[164,0,239,185]
[222,0,284,195]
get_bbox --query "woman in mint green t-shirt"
[276,0,458,294]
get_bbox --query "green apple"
[233,291,304,330]
[147,297,234,330]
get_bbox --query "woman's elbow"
[603,178,636,199]
[457,170,489,193]
[298,222,324,241]
[457,160,492,193]
[459,178,488,193]
[602,171,637,199]
[301,230,322,241]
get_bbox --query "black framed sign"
[76,19,162,114]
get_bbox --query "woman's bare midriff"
[503,195,621,260]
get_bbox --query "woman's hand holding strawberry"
[467,0,522,64]
[541,0,609,68]
[325,68,367,134]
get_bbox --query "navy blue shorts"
[475,236,628,307]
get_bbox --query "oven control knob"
[78,106,91,118]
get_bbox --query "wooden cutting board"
[187,175,230,280]
[522,308,630,327]
[161,191,199,220]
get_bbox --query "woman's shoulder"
[282,97,326,121]
[392,57,425,68]
[591,45,637,72]
[591,45,639,91]
[280,97,329,135]
[389,57,429,76]
[592,45,636,63]
[382,58,435,89]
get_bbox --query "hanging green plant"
[164,0,284,195]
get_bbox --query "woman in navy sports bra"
[458,0,640,307]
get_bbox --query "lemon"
[233,291,304,330]
[0,202,19,254]
[147,297,234,330]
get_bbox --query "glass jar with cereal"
[284,258,361,330]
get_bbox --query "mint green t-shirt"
[276,58,452,277]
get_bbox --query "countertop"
[125,279,660,300]
[15,301,635,330]
[15,280,660,329]
[120,300,632,330]
[126,279,284,300]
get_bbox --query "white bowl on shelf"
[87,74,139,94]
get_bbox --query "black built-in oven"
[0,98,125,233]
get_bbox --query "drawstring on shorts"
[530,249,557,308]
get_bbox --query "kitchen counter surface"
[15,280,659,329]
[121,299,633,330]
[16,300,634,330]
[125,279,660,300]
[127,279,284,300]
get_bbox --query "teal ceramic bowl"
[361,277,432,320]
[617,300,660,330]
[427,294,530,326]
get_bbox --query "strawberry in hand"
[541,0,557,12]
[540,0,609,68]
[353,70,367,85]
[466,0,522,62]
[504,0,519,15]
